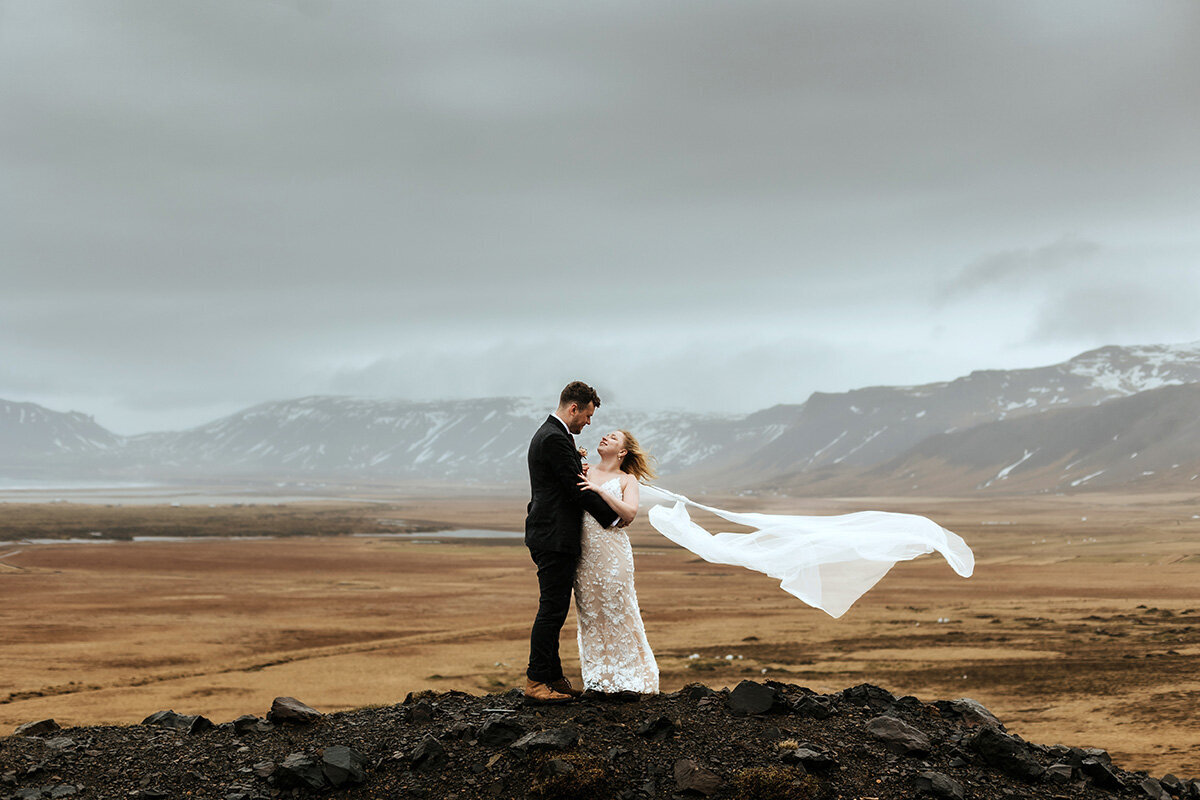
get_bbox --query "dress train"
[640,485,974,619]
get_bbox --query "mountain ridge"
[5,341,1200,495]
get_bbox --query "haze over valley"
[5,341,1200,496]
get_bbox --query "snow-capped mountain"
[121,395,789,480]
[929,381,1200,493]
[3,341,1200,493]
[124,396,547,479]
[0,400,122,471]
[712,341,1200,483]
[765,382,1200,496]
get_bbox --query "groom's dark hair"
[559,380,601,410]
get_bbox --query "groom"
[523,380,621,703]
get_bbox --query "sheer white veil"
[638,484,975,619]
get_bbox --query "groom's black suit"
[525,415,620,683]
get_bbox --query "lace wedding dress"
[574,478,659,694]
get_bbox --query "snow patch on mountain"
[4,340,1200,490]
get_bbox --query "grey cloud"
[321,333,975,420]
[938,238,1103,302]
[1030,282,1200,344]
[2,1,1199,432]
[5,1,1199,292]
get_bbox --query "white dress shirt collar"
[551,412,573,436]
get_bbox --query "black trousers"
[526,548,578,683]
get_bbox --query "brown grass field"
[1,492,1198,775]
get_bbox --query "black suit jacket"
[525,415,620,554]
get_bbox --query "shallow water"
[0,478,160,491]
[0,529,515,547]
[352,529,520,540]
[0,489,393,506]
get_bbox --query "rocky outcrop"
[265,696,322,726]
[141,709,214,735]
[2,682,1197,799]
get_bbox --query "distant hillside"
[692,341,1200,486]
[119,396,785,481]
[762,383,1200,495]
[3,341,1200,494]
[0,400,122,475]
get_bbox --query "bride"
[573,429,659,696]
[575,428,976,694]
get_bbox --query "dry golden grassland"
[1,492,1198,774]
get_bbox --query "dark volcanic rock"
[274,752,326,789]
[140,710,212,734]
[793,694,837,719]
[321,745,367,787]
[840,683,896,711]
[13,721,60,738]
[674,758,721,796]
[913,770,965,799]
[41,737,76,752]
[892,694,926,714]
[408,701,433,725]
[140,710,178,730]
[1082,757,1125,790]
[1081,746,1112,764]
[188,715,214,734]
[7,787,79,800]
[866,715,932,756]
[1140,776,1171,800]
[230,715,260,735]
[780,743,838,771]
[445,720,475,740]
[726,680,784,715]
[1044,762,1075,784]
[969,725,1045,781]
[510,726,579,754]
[933,698,1004,730]
[477,718,525,747]
[267,696,322,725]
[0,681,1182,800]
[409,734,447,770]
[635,715,676,741]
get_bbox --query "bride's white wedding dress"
[574,477,659,694]
[639,484,975,619]
[571,478,973,693]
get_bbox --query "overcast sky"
[2,1,1199,434]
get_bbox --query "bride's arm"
[578,473,640,526]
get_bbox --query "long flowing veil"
[638,485,974,619]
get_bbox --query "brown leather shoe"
[550,677,582,698]
[523,679,572,704]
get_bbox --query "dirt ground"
[1,492,1198,776]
